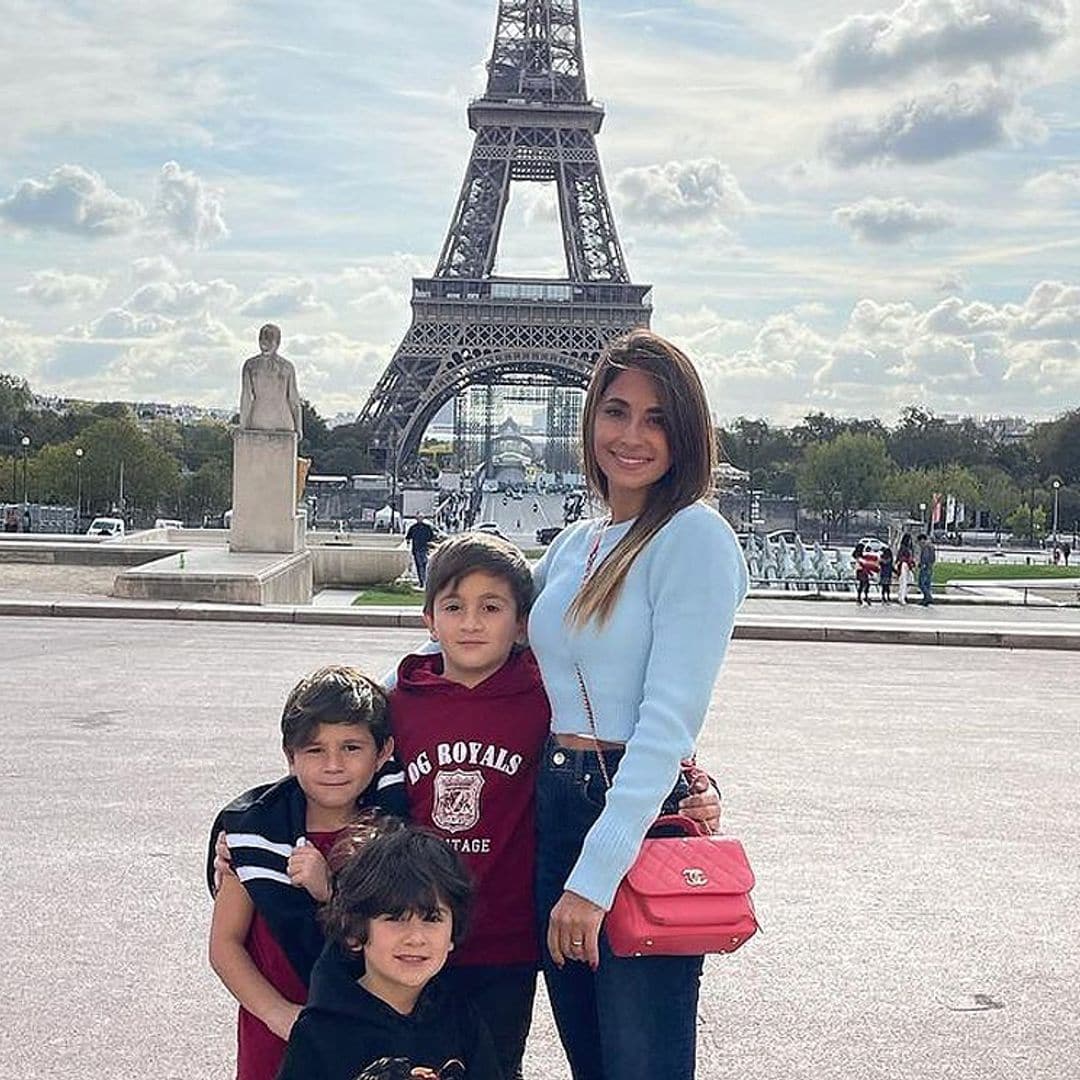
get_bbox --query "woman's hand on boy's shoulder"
[288,841,332,903]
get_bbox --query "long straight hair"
[567,329,716,628]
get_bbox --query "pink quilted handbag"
[604,814,758,958]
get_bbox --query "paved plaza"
[2,617,1077,1080]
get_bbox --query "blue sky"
[2,0,1078,426]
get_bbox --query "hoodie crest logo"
[432,769,485,834]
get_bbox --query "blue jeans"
[536,737,703,1080]
[918,565,933,604]
[412,545,430,586]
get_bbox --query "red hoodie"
[390,648,551,967]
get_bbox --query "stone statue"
[239,324,303,435]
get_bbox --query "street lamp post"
[919,501,927,535]
[20,435,30,508]
[744,431,759,534]
[1052,479,1061,548]
[75,447,84,532]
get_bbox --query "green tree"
[0,373,32,438]
[934,464,981,519]
[790,412,888,448]
[1030,409,1080,485]
[1005,503,1046,542]
[887,406,991,470]
[90,401,133,421]
[796,432,894,527]
[315,421,377,475]
[180,420,231,471]
[76,418,180,521]
[146,419,184,460]
[884,468,935,517]
[181,459,231,524]
[300,400,331,461]
[31,442,85,505]
[972,466,1021,536]
[0,454,14,502]
[718,419,799,497]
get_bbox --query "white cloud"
[0,2,232,148]
[153,161,228,248]
[132,255,181,284]
[274,330,397,414]
[239,278,328,318]
[613,159,750,229]
[81,309,176,339]
[901,337,982,381]
[807,0,1070,89]
[0,164,145,237]
[1008,280,1080,340]
[834,196,955,243]
[124,279,239,317]
[935,271,967,294]
[920,296,1007,335]
[519,183,560,227]
[821,81,1042,166]
[16,270,108,307]
[1022,164,1080,202]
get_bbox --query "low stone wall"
[307,531,405,549]
[113,550,314,605]
[310,543,409,587]
[0,539,177,567]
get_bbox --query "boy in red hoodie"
[390,533,546,1080]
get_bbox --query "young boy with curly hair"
[208,666,407,1080]
[277,826,501,1080]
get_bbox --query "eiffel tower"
[359,0,652,473]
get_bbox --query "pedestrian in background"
[878,545,894,604]
[917,533,936,606]
[852,542,877,606]
[405,512,437,587]
[896,533,915,605]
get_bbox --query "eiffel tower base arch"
[362,281,651,472]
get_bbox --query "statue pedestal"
[230,429,304,554]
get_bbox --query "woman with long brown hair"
[528,329,748,1079]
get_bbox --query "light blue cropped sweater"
[528,501,748,910]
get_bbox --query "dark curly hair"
[321,827,473,950]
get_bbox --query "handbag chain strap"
[575,517,614,790]
[574,663,613,790]
[573,516,699,798]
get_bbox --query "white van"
[154,518,183,530]
[86,516,125,537]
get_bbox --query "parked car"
[86,516,125,537]
[767,529,801,545]
[475,521,507,540]
[857,536,884,552]
[536,526,563,546]
[154,518,183,530]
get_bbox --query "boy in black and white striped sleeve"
[207,666,408,1080]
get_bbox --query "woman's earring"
[429,630,439,642]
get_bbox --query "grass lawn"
[933,561,1080,585]
[352,583,424,606]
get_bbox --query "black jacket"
[205,766,408,985]
[276,943,503,1079]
